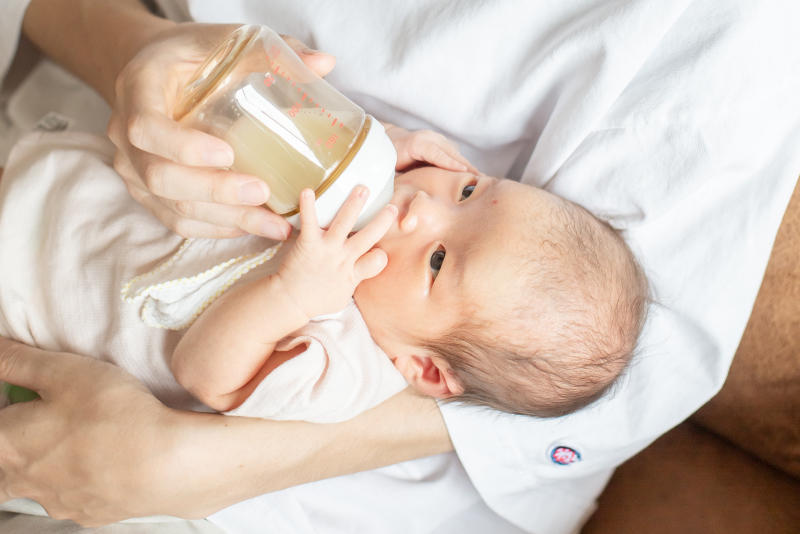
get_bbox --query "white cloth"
[183,2,800,533]
[0,0,29,82]
[0,130,406,423]
[2,0,800,533]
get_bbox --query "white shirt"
[2,1,799,533]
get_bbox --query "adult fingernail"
[204,147,234,167]
[239,181,269,204]
[262,221,290,240]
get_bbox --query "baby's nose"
[399,190,435,233]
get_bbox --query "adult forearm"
[159,389,453,518]
[22,0,174,104]
[0,339,452,524]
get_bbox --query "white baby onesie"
[0,130,406,422]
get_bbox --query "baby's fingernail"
[239,181,269,204]
[386,204,398,215]
[302,47,320,55]
[204,146,234,167]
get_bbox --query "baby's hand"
[384,124,477,173]
[275,187,397,320]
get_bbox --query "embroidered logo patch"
[550,445,581,465]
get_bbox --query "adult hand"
[107,23,337,239]
[0,338,175,525]
[0,337,452,526]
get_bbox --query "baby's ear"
[404,355,464,399]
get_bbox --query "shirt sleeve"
[0,0,31,82]
[438,1,800,533]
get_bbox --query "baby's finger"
[298,189,321,236]
[327,186,369,239]
[353,248,389,282]
[346,203,398,255]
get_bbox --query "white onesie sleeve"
[225,301,408,423]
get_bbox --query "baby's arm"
[171,187,397,412]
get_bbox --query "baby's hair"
[425,196,650,417]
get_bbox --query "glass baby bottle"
[173,24,397,229]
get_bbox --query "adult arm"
[0,337,452,526]
[21,1,334,239]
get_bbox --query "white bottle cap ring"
[286,116,397,230]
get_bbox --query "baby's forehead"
[453,180,570,303]
[470,179,560,234]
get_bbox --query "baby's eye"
[430,248,446,279]
[460,184,476,201]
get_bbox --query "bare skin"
[692,176,800,477]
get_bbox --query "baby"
[170,125,650,418]
[0,126,648,420]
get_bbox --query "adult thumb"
[281,35,337,77]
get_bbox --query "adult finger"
[411,135,475,173]
[125,148,271,206]
[281,35,336,78]
[134,193,243,238]
[112,110,235,168]
[0,339,65,396]
[168,198,291,239]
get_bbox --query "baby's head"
[353,167,648,417]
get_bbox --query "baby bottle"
[174,25,397,229]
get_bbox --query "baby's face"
[353,166,555,365]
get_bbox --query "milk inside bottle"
[174,25,396,228]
